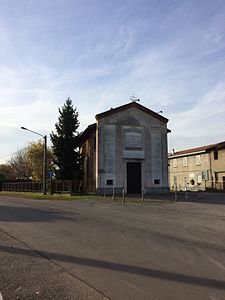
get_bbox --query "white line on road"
[0,292,4,300]
[121,280,149,297]
[195,247,225,271]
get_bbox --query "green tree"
[50,98,82,181]
[27,141,53,181]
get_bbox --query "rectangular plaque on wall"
[125,132,142,148]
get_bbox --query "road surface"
[0,194,225,299]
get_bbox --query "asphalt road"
[0,194,225,299]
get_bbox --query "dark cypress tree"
[50,98,82,181]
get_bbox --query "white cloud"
[168,82,225,151]
[1,0,225,162]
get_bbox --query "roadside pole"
[122,188,125,203]
[141,189,144,203]
[112,185,115,200]
[174,184,177,202]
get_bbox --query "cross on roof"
[130,93,140,102]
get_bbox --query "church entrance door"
[127,162,141,194]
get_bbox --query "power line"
[0,138,43,161]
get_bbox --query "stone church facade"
[80,101,170,194]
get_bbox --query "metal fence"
[49,180,78,194]
[170,180,225,192]
[2,180,80,194]
[3,181,43,192]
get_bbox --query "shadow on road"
[0,244,225,290]
[0,205,76,222]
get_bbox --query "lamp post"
[21,127,47,195]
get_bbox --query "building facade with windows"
[80,101,170,194]
[168,141,225,191]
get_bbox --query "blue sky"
[0,0,225,162]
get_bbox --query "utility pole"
[21,127,47,195]
[43,135,47,195]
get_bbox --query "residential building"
[80,101,170,194]
[168,141,225,191]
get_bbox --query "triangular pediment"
[95,102,168,123]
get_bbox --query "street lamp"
[21,126,47,195]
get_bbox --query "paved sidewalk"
[0,230,108,300]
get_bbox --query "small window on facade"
[183,157,188,167]
[106,179,113,186]
[173,159,177,168]
[174,176,177,185]
[154,179,160,185]
[202,170,208,180]
[196,155,201,165]
[94,135,96,150]
[214,150,218,160]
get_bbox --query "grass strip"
[0,191,100,201]
[0,191,174,205]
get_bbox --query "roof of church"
[80,123,96,142]
[80,102,170,143]
[95,101,168,123]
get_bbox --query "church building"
[80,101,170,194]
